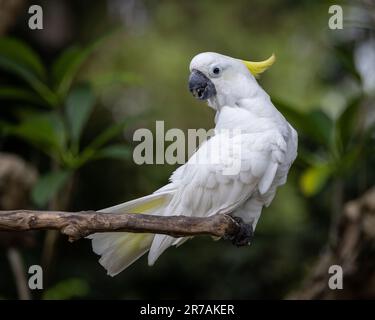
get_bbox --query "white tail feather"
[148,234,176,266]
[89,191,172,276]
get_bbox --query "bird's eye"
[213,67,220,75]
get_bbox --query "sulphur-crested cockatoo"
[90,52,298,276]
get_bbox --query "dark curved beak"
[188,69,216,100]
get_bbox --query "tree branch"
[0,210,241,242]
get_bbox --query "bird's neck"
[211,86,273,120]
[209,84,269,109]
[213,87,286,132]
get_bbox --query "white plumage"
[90,52,298,276]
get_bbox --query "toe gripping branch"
[224,215,254,247]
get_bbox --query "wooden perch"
[0,210,242,242]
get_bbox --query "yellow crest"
[242,54,275,77]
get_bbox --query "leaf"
[334,95,362,152]
[297,147,327,167]
[334,45,362,83]
[48,113,67,150]
[52,36,107,98]
[32,170,71,207]
[335,144,363,176]
[95,144,132,160]
[8,112,66,155]
[52,47,84,97]
[76,115,141,167]
[0,37,46,80]
[86,117,135,151]
[274,99,333,147]
[0,86,46,105]
[42,278,89,300]
[0,56,58,107]
[300,163,332,196]
[307,110,333,147]
[65,84,95,149]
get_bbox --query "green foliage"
[52,35,109,98]
[95,144,132,160]
[0,37,46,80]
[32,170,72,207]
[5,112,66,154]
[65,84,95,152]
[0,37,136,208]
[300,163,332,197]
[0,86,45,105]
[277,92,371,196]
[275,99,334,148]
[334,95,362,155]
[42,278,89,300]
[0,38,57,107]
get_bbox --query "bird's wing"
[148,128,287,264]
[171,129,288,215]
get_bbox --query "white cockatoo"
[90,52,298,276]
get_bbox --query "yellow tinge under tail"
[89,192,171,276]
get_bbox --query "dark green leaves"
[0,37,103,108]
[85,117,136,151]
[275,99,333,148]
[0,37,46,80]
[334,95,362,153]
[275,94,367,197]
[65,84,95,150]
[6,112,66,155]
[52,47,90,98]
[32,170,71,207]
[0,86,45,105]
[307,110,333,147]
[0,36,135,208]
[0,37,58,107]
[52,37,105,98]
[95,144,132,160]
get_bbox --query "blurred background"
[0,0,374,299]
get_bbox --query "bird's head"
[188,52,275,108]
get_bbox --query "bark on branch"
[0,210,241,242]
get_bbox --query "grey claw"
[224,216,254,247]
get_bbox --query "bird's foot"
[225,216,254,247]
